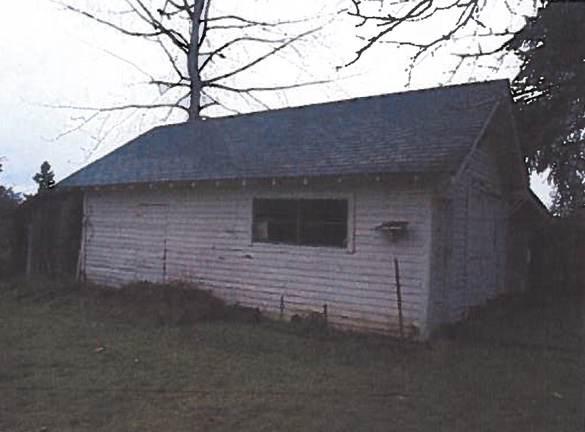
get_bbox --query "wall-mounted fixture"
[375,221,409,240]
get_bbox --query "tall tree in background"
[33,161,56,193]
[346,0,584,214]
[509,1,585,215]
[52,0,336,122]
[0,161,21,206]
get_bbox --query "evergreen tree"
[510,1,585,215]
[0,161,21,206]
[33,161,56,193]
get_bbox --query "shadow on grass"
[0,278,265,327]
[0,278,427,357]
[436,288,584,353]
[1,278,582,352]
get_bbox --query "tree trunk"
[188,1,205,121]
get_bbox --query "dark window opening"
[252,198,348,248]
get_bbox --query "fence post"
[280,295,285,320]
[394,257,405,341]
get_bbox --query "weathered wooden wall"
[428,105,515,326]
[81,176,434,337]
[15,192,83,279]
[0,200,17,279]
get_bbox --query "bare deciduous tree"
[345,0,539,83]
[50,0,341,128]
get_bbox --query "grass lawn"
[0,280,583,432]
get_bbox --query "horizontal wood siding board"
[190,277,424,311]
[166,250,425,279]
[83,179,433,337]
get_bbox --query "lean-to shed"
[57,79,532,339]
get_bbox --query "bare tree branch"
[50,0,166,39]
[206,79,332,93]
[199,0,213,49]
[128,0,191,50]
[345,0,436,67]
[52,112,101,141]
[155,39,189,81]
[205,25,323,84]
[200,89,242,115]
[344,0,535,84]
[199,35,300,72]
[42,102,190,114]
[205,14,323,28]
[49,0,336,152]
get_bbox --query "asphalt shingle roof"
[60,79,510,188]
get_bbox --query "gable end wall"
[439,107,512,323]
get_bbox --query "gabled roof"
[509,189,551,221]
[60,80,510,188]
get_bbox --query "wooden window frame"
[251,195,355,251]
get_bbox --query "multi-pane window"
[252,198,348,248]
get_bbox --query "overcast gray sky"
[0,0,551,203]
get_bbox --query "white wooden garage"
[60,80,530,339]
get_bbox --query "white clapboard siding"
[82,177,433,337]
[441,121,508,323]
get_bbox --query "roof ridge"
[197,79,510,124]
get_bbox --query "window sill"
[251,241,355,254]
